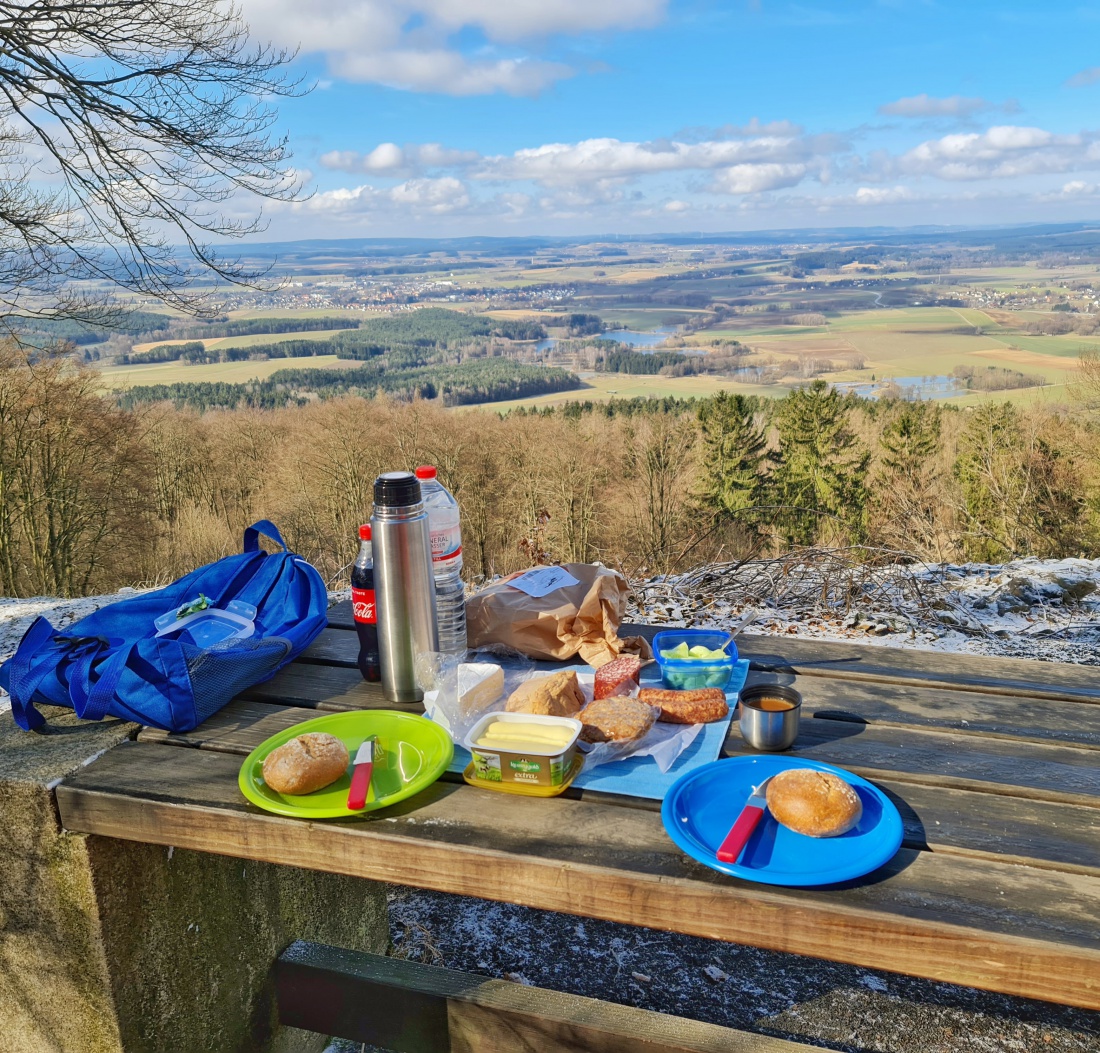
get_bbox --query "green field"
[100,354,347,389]
[131,327,362,354]
[694,306,1082,392]
[464,371,796,414]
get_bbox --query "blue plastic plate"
[661,755,903,886]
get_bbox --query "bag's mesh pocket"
[184,638,292,722]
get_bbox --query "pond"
[835,375,969,400]
[534,326,683,354]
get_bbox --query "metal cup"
[738,684,801,751]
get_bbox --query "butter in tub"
[464,711,582,788]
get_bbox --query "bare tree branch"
[0,0,304,324]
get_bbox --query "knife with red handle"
[716,778,771,863]
[347,737,375,811]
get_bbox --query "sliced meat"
[593,654,643,700]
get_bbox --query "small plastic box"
[652,629,736,691]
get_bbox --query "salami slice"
[593,654,643,700]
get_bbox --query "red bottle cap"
[358,524,371,541]
[414,465,437,480]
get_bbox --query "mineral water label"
[508,566,580,599]
[351,587,376,624]
[430,524,462,572]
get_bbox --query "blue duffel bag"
[0,520,327,732]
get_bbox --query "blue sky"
[238,0,1100,238]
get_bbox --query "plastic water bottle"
[415,465,467,654]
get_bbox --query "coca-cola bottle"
[351,524,381,681]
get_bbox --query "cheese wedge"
[457,663,505,718]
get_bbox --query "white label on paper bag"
[507,566,580,599]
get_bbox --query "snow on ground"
[628,556,1100,666]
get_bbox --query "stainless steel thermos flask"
[371,471,440,703]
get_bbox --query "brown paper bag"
[466,563,652,668]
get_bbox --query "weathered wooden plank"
[744,670,1100,749]
[56,741,1100,1009]
[725,717,1100,808]
[137,704,1100,876]
[323,605,1100,700]
[241,661,398,710]
[276,941,814,1053]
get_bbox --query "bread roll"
[262,733,349,795]
[765,768,863,837]
[505,670,585,717]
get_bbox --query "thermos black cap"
[373,471,422,507]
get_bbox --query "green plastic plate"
[238,710,454,819]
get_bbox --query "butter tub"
[463,712,582,796]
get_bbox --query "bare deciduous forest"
[4,346,1100,598]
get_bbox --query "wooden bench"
[55,610,1100,1026]
[276,941,818,1052]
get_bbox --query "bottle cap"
[414,465,437,480]
[358,524,371,541]
[373,471,421,508]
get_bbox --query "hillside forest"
[3,344,1100,599]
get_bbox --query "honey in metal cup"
[738,684,802,751]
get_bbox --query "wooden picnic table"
[56,604,1100,1017]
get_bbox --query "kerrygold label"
[470,739,575,788]
[509,758,541,774]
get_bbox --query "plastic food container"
[652,629,737,691]
[463,712,582,795]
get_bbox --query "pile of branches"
[628,547,984,635]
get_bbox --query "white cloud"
[296,175,472,216]
[878,94,1000,118]
[283,114,1100,234]
[331,49,572,96]
[417,0,666,41]
[1067,67,1100,88]
[711,163,809,194]
[853,185,916,205]
[476,134,833,185]
[321,143,406,174]
[320,143,480,175]
[712,118,805,138]
[239,0,665,95]
[1038,180,1100,201]
[897,125,1099,180]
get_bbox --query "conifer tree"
[694,392,768,521]
[873,400,945,556]
[954,402,1087,561]
[772,380,869,546]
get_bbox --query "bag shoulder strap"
[5,617,56,731]
[244,520,289,553]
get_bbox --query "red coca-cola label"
[351,587,376,624]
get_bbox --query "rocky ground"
[4,560,1100,1050]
